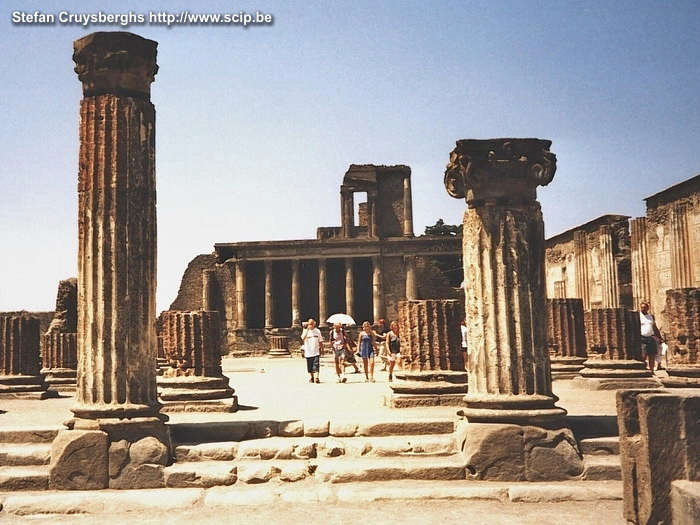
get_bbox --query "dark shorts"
[306,355,320,373]
[333,347,346,360]
[641,336,658,357]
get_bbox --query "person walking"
[329,322,349,383]
[386,320,402,382]
[301,318,322,383]
[460,319,469,373]
[375,319,390,371]
[639,302,664,373]
[357,321,378,382]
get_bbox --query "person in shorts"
[639,302,664,373]
[329,322,349,383]
[386,320,401,382]
[301,318,322,383]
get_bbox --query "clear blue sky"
[1,0,698,312]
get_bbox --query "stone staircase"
[569,416,622,481]
[0,427,58,491]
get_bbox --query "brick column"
[547,298,587,379]
[42,278,78,390]
[663,288,700,387]
[444,138,583,481]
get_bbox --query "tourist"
[357,321,378,382]
[329,322,349,383]
[342,327,362,375]
[639,302,664,373]
[375,318,390,371]
[386,320,401,382]
[301,318,323,383]
[460,319,469,372]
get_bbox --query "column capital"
[73,32,158,97]
[444,138,556,204]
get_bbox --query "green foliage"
[424,219,462,237]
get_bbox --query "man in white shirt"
[639,302,664,373]
[301,318,323,383]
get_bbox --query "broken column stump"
[444,138,584,481]
[574,308,660,390]
[547,298,587,380]
[50,32,171,491]
[41,278,78,391]
[268,335,291,358]
[662,288,700,388]
[617,388,700,524]
[0,313,57,399]
[385,299,467,408]
[157,310,236,412]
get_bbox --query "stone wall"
[664,288,700,366]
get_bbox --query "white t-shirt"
[640,312,655,338]
[302,327,322,357]
[460,324,468,348]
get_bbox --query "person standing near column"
[639,302,664,373]
[460,319,469,373]
[386,320,402,382]
[357,321,378,382]
[329,322,348,383]
[301,318,322,383]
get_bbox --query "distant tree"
[424,219,462,237]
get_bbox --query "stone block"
[461,423,526,481]
[129,436,169,466]
[109,463,165,489]
[49,430,109,490]
[277,420,304,437]
[671,480,700,525]
[303,419,330,437]
[329,421,358,437]
[523,426,584,481]
[237,463,279,484]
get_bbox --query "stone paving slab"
[0,480,622,515]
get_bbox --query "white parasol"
[325,313,356,326]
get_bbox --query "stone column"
[368,192,378,238]
[264,260,274,329]
[547,299,587,380]
[0,313,55,398]
[341,189,354,238]
[50,33,169,491]
[574,231,591,310]
[291,259,301,328]
[372,257,383,322]
[662,288,700,387]
[444,138,583,481]
[201,269,216,312]
[630,218,651,309]
[386,300,467,408]
[235,260,247,329]
[574,307,660,390]
[318,258,328,327]
[405,256,418,300]
[403,175,414,237]
[670,203,693,289]
[42,278,79,391]
[268,335,291,358]
[599,225,620,308]
[345,258,354,318]
[157,310,236,411]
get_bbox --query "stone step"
[0,427,60,444]
[578,436,620,456]
[0,466,49,491]
[170,418,455,444]
[582,454,621,481]
[175,434,458,463]
[314,455,466,483]
[164,460,237,488]
[0,443,51,467]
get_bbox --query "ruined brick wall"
[545,240,577,299]
[664,288,700,365]
[584,307,641,360]
[376,170,405,238]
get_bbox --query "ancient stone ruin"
[41,278,78,391]
[547,298,587,379]
[444,138,584,481]
[386,299,467,408]
[663,287,700,387]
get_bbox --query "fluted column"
[291,259,301,327]
[662,288,700,387]
[574,231,590,310]
[264,260,274,329]
[547,299,587,379]
[202,269,216,311]
[42,278,79,390]
[72,32,160,421]
[403,175,414,237]
[318,258,328,327]
[372,257,383,322]
[444,138,563,423]
[341,189,354,238]
[0,313,52,396]
[405,256,418,300]
[599,225,619,308]
[345,258,354,318]
[670,203,693,289]
[630,218,651,307]
[368,193,378,238]
[235,261,247,329]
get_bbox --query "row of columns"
[233,255,419,328]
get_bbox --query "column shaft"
[405,256,418,300]
[202,269,216,312]
[318,259,328,326]
[403,176,414,237]
[345,258,354,317]
[574,231,591,310]
[372,257,382,321]
[291,259,301,327]
[235,261,247,329]
[599,225,619,308]
[671,203,693,288]
[264,260,274,329]
[630,218,651,307]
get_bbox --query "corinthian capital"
[444,138,556,204]
[73,32,158,98]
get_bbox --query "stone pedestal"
[49,32,170,491]
[575,308,660,390]
[0,313,57,399]
[547,299,588,380]
[444,138,583,481]
[268,335,291,358]
[157,310,236,412]
[662,288,700,387]
[386,299,466,408]
[617,389,700,525]
[41,278,78,391]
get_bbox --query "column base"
[41,368,77,391]
[268,349,292,358]
[550,357,587,380]
[661,366,700,388]
[390,370,467,395]
[574,359,662,390]
[459,394,567,426]
[157,375,237,411]
[456,419,584,481]
[0,374,58,399]
[51,416,172,490]
[384,393,465,408]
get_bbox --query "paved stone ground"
[0,354,642,521]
